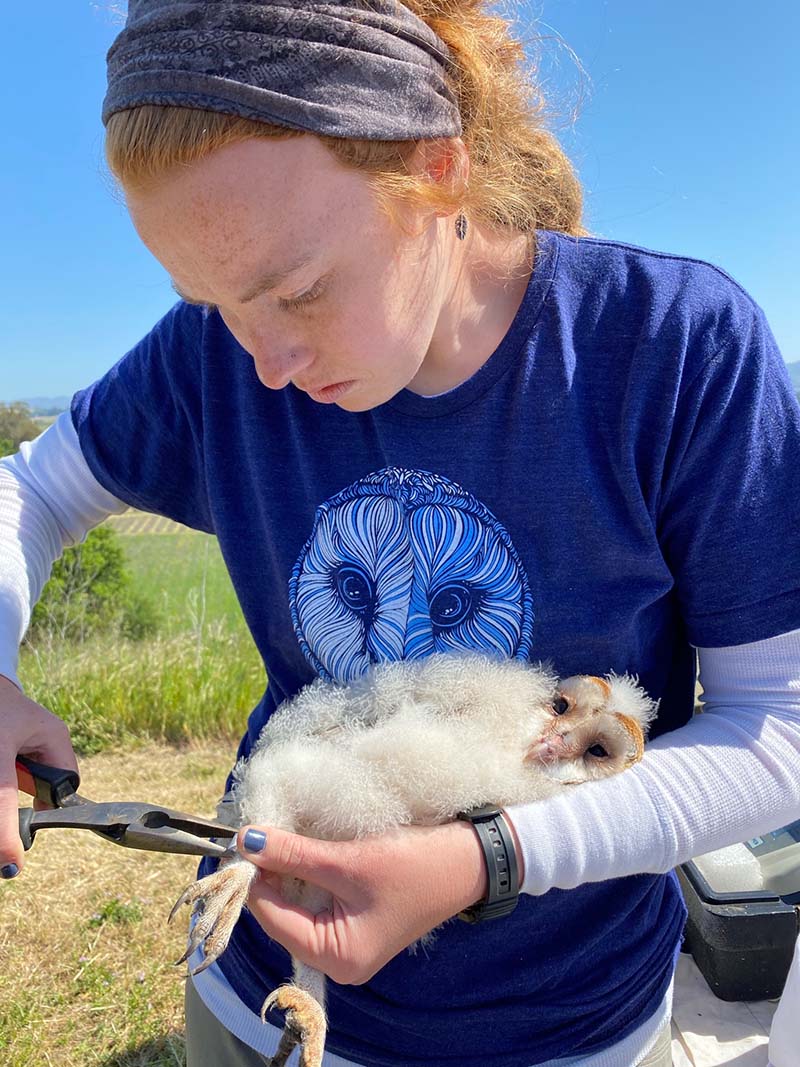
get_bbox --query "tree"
[27,525,160,645]
[0,403,40,451]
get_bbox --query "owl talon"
[168,861,257,975]
[168,883,198,925]
[262,986,326,1067]
[266,1022,301,1067]
[173,932,199,967]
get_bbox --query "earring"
[455,212,468,240]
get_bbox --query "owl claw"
[262,986,326,1067]
[185,946,218,975]
[168,861,257,975]
[168,883,199,925]
[172,919,207,967]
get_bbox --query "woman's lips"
[306,380,355,403]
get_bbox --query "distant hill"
[17,396,71,416]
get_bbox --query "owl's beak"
[525,733,572,764]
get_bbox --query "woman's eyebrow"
[171,252,319,306]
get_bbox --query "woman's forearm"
[505,630,800,895]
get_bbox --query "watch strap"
[456,805,520,922]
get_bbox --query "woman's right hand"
[0,674,79,878]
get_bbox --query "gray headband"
[103,0,463,140]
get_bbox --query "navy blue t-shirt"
[72,230,800,1066]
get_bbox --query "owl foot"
[169,860,257,974]
[262,985,327,1067]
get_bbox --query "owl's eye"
[333,565,374,616]
[553,697,569,715]
[587,743,608,758]
[430,583,475,629]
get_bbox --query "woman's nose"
[251,347,313,390]
[221,308,315,389]
[236,326,314,389]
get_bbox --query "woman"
[1,2,799,1065]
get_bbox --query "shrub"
[120,587,162,641]
[26,525,160,646]
[0,402,40,450]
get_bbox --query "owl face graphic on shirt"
[290,468,533,682]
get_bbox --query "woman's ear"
[408,136,470,197]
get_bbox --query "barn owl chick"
[171,653,657,1067]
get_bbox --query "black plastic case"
[677,861,799,1001]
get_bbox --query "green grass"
[20,625,264,753]
[18,529,265,753]
[121,532,245,634]
[87,896,145,928]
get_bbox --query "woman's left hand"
[236,821,490,985]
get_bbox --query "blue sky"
[2,1,798,400]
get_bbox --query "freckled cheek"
[343,293,415,353]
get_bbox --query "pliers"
[16,755,238,858]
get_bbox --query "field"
[2,515,262,1066]
[111,525,245,634]
[108,513,189,537]
[18,521,264,752]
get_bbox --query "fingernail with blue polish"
[243,830,267,853]
[1,863,19,879]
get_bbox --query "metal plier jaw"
[16,756,237,858]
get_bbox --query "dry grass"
[0,742,235,1067]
